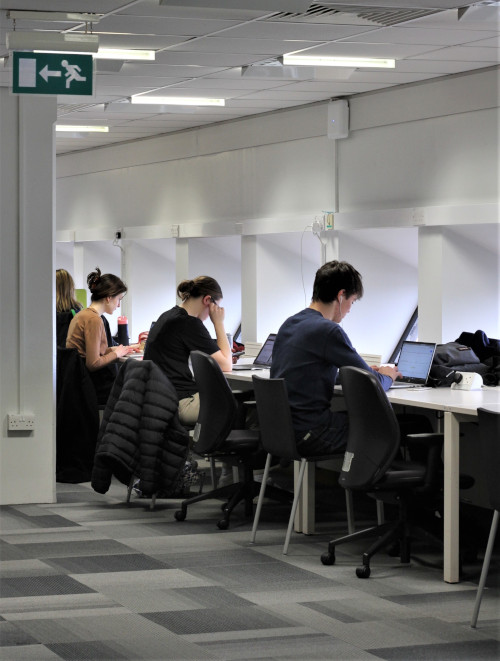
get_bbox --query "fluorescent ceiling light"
[7,31,99,53]
[242,65,315,80]
[241,64,354,81]
[131,95,225,106]
[56,125,109,132]
[282,54,395,69]
[33,47,155,61]
[95,49,154,61]
[7,10,101,23]
[105,102,196,114]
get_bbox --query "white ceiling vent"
[270,3,442,27]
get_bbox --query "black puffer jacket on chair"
[91,359,190,496]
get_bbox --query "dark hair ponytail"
[87,266,127,302]
[177,275,222,303]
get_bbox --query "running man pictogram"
[61,60,87,89]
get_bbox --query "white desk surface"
[227,369,500,413]
[387,385,500,415]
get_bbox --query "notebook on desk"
[232,333,276,370]
[390,340,437,388]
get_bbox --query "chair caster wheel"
[174,510,186,521]
[321,552,335,565]
[356,566,371,578]
[217,519,229,530]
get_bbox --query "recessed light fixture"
[34,48,155,61]
[7,31,99,53]
[282,54,396,69]
[56,125,109,132]
[7,10,101,23]
[131,95,225,106]
[94,49,155,61]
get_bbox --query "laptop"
[232,333,276,370]
[390,340,437,388]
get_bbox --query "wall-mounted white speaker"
[328,99,349,139]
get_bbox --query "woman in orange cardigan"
[67,266,137,403]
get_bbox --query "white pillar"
[175,238,190,287]
[0,90,57,504]
[241,235,258,342]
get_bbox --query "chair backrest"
[252,375,301,461]
[478,408,500,511]
[190,351,237,454]
[338,366,401,490]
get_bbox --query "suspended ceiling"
[0,0,498,154]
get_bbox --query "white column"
[418,227,445,342]
[419,225,500,343]
[0,90,57,504]
[241,235,258,342]
[175,238,190,286]
[73,242,85,289]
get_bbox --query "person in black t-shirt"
[144,276,232,426]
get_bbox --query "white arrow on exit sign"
[39,65,62,82]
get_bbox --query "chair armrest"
[406,432,443,446]
[406,433,444,494]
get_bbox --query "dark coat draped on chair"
[56,347,100,483]
[91,359,190,497]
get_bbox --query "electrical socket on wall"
[8,414,35,431]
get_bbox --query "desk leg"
[294,461,315,534]
[443,411,460,583]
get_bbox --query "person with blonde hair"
[144,275,232,426]
[66,267,136,403]
[56,269,83,347]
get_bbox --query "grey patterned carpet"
[1,465,498,661]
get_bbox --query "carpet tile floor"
[0,469,498,661]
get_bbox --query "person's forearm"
[214,324,232,366]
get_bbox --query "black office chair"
[471,408,500,628]
[320,366,444,578]
[250,375,352,554]
[174,351,289,529]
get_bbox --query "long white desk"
[226,367,500,583]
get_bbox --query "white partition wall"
[121,239,176,341]
[188,236,242,338]
[336,228,418,362]
[419,224,500,343]
[0,90,57,505]
[252,231,322,342]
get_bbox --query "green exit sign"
[12,52,93,96]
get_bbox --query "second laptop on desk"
[232,333,276,371]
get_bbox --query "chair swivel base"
[174,478,291,529]
[320,490,448,579]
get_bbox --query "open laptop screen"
[254,333,276,366]
[232,333,276,370]
[394,340,436,385]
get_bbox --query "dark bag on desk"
[429,342,486,387]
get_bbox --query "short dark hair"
[177,275,223,303]
[312,260,363,303]
[87,266,127,302]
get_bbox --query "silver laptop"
[232,333,276,370]
[390,340,436,388]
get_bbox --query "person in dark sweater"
[271,260,401,456]
[144,276,232,427]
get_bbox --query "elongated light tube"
[282,54,395,68]
[56,125,109,132]
[131,95,225,106]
